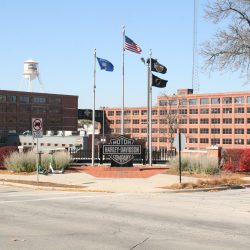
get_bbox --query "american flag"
[125,35,142,54]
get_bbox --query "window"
[49,97,61,104]
[211,108,220,114]
[124,120,130,124]
[159,100,168,106]
[235,128,244,134]
[7,96,16,103]
[33,97,46,103]
[234,96,244,104]
[115,128,121,133]
[211,138,220,145]
[169,128,177,133]
[211,128,220,134]
[152,119,158,124]
[189,99,198,105]
[200,98,209,105]
[152,110,158,115]
[247,96,250,103]
[116,120,121,124]
[200,138,209,143]
[200,108,209,114]
[200,118,209,124]
[189,128,198,134]
[223,139,232,144]
[235,139,244,145]
[152,138,158,142]
[132,128,139,133]
[179,119,187,124]
[223,108,232,114]
[0,104,6,112]
[211,118,220,124]
[235,118,244,124]
[152,128,158,133]
[222,97,232,104]
[0,95,7,103]
[159,119,167,124]
[223,128,232,134]
[20,96,29,103]
[247,139,250,145]
[189,109,198,114]
[159,128,167,133]
[248,118,250,124]
[189,118,198,124]
[141,119,147,124]
[132,110,139,115]
[179,109,187,114]
[116,111,121,116]
[211,98,220,104]
[189,138,198,143]
[179,99,188,106]
[159,137,167,142]
[247,107,250,113]
[141,110,147,115]
[179,128,187,133]
[235,107,244,113]
[200,128,209,134]
[169,110,177,114]
[160,110,168,115]
[108,111,114,116]
[124,128,131,133]
[223,118,232,124]
[124,110,131,116]
[141,128,147,133]
[132,119,139,124]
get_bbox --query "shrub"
[169,155,220,175]
[4,151,36,172]
[4,150,71,172]
[0,146,18,169]
[239,150,250,172]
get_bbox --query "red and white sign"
[32,118,43,138]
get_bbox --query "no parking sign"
[32,118,43,138]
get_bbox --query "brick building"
[0,90,78,146]
[104,89,250,150]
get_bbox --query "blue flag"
[96,57,114,72]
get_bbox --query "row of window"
[22,143,72,147]
[0,105,62,113]
[0,95,61,104]
[109,117,250,125]
[109,127,250,135]
[107,107,250,117]
[159,96,249,106]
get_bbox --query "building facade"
[0,90,78,146]
[104,89,250,150]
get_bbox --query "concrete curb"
[0,181,111,193]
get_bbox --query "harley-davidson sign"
[103,135,141,166]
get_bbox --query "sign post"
[32,118,43,182]
[174,133,186,184]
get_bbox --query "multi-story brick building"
[0,90,78,146]
[104,89,250,150]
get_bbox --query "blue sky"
[0,0,248,109]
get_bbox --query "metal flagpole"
[121,26,125,135]
[92,48,96,166]
[147,58,150,164]
[149,49,152,165]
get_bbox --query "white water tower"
[23,59,39,92]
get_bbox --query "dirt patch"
[164,175,250,190]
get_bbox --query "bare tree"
[201,0,250,80]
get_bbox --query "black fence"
[69,148,176,165]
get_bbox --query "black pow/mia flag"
[152,73,168,88]
[147,58,167,74]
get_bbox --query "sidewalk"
[0,166,198,193]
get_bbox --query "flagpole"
[149,49,152,166]
[92,48,96,166]
[121,26,125,135]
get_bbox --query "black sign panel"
[103,135,141,166]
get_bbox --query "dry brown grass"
[167,175,250,190]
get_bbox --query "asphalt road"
[0,186,250,250]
